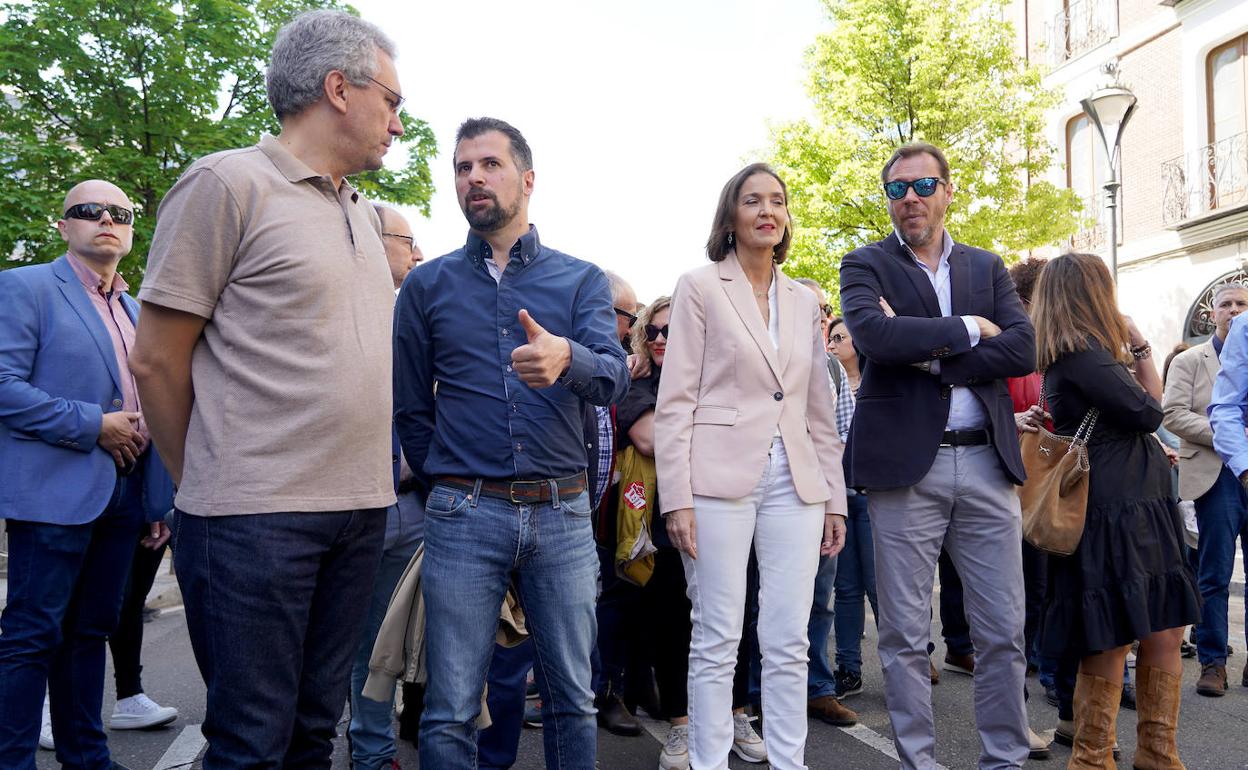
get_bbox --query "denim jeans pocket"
[560,490,593,518]
[425,484,473,518]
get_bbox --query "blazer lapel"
[718,253,782,384]
[887,234,941,317]
[949,246,971,316]
[1202,340,1221,385]
[53,255,123,392]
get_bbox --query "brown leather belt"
[436,472,587,504]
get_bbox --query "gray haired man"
[130,10,403,767]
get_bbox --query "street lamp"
[1080,83,1137,284]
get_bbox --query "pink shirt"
[65,252,149,445]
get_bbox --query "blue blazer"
[0,255,174,524]
[839,235,1035,489]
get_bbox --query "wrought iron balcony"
[1044,0,1118,67]
[1161,130,1248,226]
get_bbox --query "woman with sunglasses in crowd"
[616,296,765,769]
[654,163,847,770]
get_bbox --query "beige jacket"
[1162,340,1224,501]
[363,544,529,726]
[654,253,847,515]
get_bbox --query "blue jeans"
[174,508,385,770]
[419,482,598,770]
[0,473,144,770]
[833,492,878,675]
[349,497,424,770]
[1193,465,1248,666]
[478,640,534,769]
[807,553,839,698]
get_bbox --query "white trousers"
[683,438,824,770]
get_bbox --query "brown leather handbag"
[1017,378,1099,556]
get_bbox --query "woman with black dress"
[1032,253,1200,770]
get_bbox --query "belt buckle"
[509,480,542,504]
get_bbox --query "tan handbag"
[1017,378,1099,556]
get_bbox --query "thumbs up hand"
[511,309,572,388]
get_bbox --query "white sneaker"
[39,696,54,750]
[658,723,689,770]
[109,693,178,730]
[731,712,767,763]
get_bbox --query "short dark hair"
[881,142,951,186]
[1008,256,1047,306]
[454,117,533,172]
[706,163,792,264]
[827,315,844,329]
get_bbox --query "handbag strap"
[1039,372,1099,444]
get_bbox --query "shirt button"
[112,399,123,408]
[506,365,513,372]
[515,442,524,452]
[502,328,510,336]
[774,392,783,401]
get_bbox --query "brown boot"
[1068,672,1121,770]
[1132,666,1186,770]
[807,694,858,726]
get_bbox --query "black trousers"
[108,528,167,700]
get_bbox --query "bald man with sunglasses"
[0,180,175,769]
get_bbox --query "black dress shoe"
[596,692,642,736]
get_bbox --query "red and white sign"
[623,481,647,510]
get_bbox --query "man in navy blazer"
[0,180,173,769]
[840,144,1035,770]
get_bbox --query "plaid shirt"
[593,406,614,509]
[832,357,855,443]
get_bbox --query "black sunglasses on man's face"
[614,307,638,328]
[63,202,134,225]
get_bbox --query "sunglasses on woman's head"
[883,177,944,201]
[644,324,669,342]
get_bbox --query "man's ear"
[522,168,536,196]
[324,70,350,115]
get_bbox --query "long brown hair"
[1032,252,1132,370]
[705,163,792,264]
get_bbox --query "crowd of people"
[0,8,1243,770]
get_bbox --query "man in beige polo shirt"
[129,10,403,768]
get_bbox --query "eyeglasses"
[883,176,945,201]
[829,333,848,344]
[383,232,416,253]
[644,324,669,342]
[367,76,405,113]
[614,307,638,328]
[63,203,134,225]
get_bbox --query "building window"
[1066,114,1108,249]
[1209,35,1247,146]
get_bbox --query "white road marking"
[151,724,205,770]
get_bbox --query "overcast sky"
[351,0,828,302]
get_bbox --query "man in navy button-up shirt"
[394,117,628,769]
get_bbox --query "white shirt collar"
[895,229,953,271]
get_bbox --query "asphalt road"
[18,556,1247,770]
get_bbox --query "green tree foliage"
[0,0,436,284]
[769,0,1082,302]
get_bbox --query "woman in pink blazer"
[654,163,848,770]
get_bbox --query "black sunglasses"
[883,177,945,201]
[644,323,669,342]
[64,203,134,225]
[614,307,638,328]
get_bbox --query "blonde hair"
[631,295,673,363]
[1032,252,1131,370]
